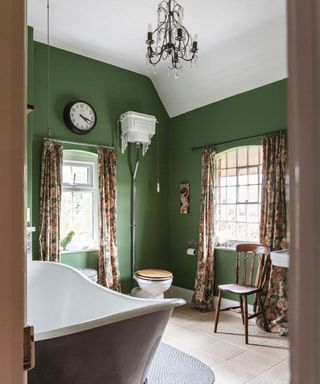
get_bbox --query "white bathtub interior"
[28,261,184,340]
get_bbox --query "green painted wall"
[31,41,170,293]
[28,28,287,299]
[168,79,287,302]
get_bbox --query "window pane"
[227,151,236,168]
[72,166,89,184]
[215,145,262,243]
[226,204,236,221]
[237,223,247,241]
[218,187,227,204]
[217,204,227,221]
[248,167,259,184]
[217,169,227,187]
[226,222,236,239]
[72,191,94,243]
[248,185,259,202]
[238,186,248,203]
[217,156,226,170]
[247,223,260,242]
[237,204,246,222]
[61,191,73,238]
[238,168,248,185]
[227,168,237,186]
[227,187,236,203]
[63,165,72,184]
[248,147,260,165]
[237,147,247,167]
[247,204,260,223]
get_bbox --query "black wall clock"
[63,100,97,135]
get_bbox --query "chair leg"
[258,294,269,332]
[214,290,222,333]
[239,295,244,325]
[243,295,249,344]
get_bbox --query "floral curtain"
[260,132,288,250]
[39,139,63,262]
[191,148,215,311]
[258,132,288,333]
[97,148,121,291]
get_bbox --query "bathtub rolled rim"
[28,261,186,341]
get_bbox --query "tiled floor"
[162,304,290,384]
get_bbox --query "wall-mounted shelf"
[27,104,34,114]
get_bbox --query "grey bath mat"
[147,343,215,384]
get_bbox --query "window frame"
[214,145,263,245]
[61,150,99,252]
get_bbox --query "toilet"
[131,269,173,299]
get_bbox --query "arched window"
[215,145,262,244]
[60,150,98,251]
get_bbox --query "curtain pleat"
[97,148,121,291]
[39,139,63,262]
[260,133,288,251]
[258,133,288,331]
[191,148,215,311]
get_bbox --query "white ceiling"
[28,0,288,117]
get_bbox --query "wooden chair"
[214,243,270,344]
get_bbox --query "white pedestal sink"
[270,249,289,268]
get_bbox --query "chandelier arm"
[145,0,198,73]
[151,18,167,37]
[180,52,196,62]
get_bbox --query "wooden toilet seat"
[135,269,173,281]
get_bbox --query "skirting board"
[166,285,254,314]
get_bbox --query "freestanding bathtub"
[27,261,185,384]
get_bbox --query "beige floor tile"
[175,304,200,316]
[179,317,225,339]
[165,309,289,383]
[201,339,248,361]
[228,350,279,376]
[213,362,257,384]
[246,361,290,384]
[163,321,187,337]
[220,329,271,348]
[170,310,194,324]
[167,327,217,353]
[252,339,290,361]
[187,348,226,369]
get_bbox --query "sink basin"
[270,250,289,268]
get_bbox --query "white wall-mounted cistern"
[119,111,157,279]
[120,112,173,299]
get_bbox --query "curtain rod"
[191,129,287,151]
[44,137,114,150]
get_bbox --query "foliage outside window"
[60,150,98,251]
[215,146,262,245]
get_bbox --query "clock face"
[63,101,97,135]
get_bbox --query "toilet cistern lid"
[136,269,173,281]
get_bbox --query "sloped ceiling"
[28,0,287,117]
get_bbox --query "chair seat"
[218,283,262,295]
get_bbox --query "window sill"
[215,241,260,252]
[61,247,99,255]
[215,246,236,252]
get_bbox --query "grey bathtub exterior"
[28,308,172,384]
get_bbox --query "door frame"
[288,0,320,383]
[0,0,26,382]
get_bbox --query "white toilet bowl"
[132,269,173,299]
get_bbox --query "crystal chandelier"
[145,0,199,78]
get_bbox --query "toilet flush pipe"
[131,145,140,279]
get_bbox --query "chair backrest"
[235,243,270,288]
